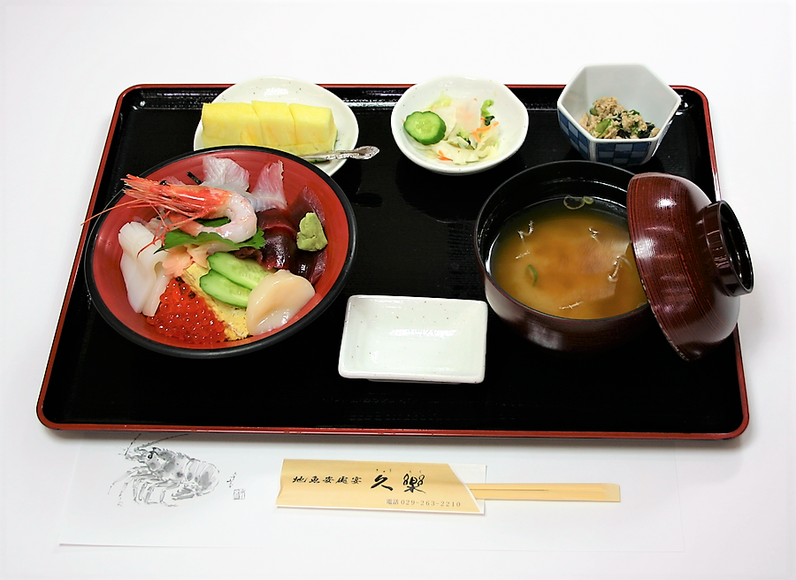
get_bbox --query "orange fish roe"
[147,278,227,344]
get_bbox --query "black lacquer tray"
[36,84,749,439]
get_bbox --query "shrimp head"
[121,175,258,244]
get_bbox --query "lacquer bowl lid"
[627,173,754,361]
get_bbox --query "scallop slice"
[246,269,315,335]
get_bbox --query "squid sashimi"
[246,269,315,335]
[118,221,170,316]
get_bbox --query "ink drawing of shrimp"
[109,435,219,507]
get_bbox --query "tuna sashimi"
[207,162,328,283]
[287,185,326,226]
[258,231,298,272]
[257,208,297,238]
[294,247,327,285]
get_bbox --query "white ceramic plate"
[338,295,488,384]
[194,76,359,176]
[390,75,529,175]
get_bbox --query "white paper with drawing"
[59,435,683,551]
[59,434,276,548]
[59,434,486,548]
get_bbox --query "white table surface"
[1,0,794,578]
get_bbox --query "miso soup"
[487,196,647,320]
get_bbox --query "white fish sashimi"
[118,221,170,317]
[201,156,250,194]
[247,161,287,212]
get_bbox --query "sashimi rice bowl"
[85,147,356,358]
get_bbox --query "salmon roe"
[147,278,227,344]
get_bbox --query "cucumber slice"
[200,269,251,308]
[207,252,269,290]
[403,111,446,145]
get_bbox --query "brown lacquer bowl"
[474,161,754,360]
[475,161,653,353]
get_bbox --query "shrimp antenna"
[140,433,189,448]
[119,433,143,456]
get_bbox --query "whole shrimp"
[120,175,258,244]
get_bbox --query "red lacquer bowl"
[84,147,357,359]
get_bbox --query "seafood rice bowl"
[84,146,357,359]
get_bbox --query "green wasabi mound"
[296,212,328,252]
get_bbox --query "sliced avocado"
[207,252,269,290]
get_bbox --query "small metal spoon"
[301,145,380,162]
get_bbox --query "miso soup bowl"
[474,161,652,353]
[475,160,754,359]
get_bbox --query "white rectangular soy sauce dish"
[338,295,488,383]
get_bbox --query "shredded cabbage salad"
[411,93,499,165]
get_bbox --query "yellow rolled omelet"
[200,102,263,147]
[252,101,297,148]
[286,103,337,155]
[200,101,337,155]
[180,263,249,340]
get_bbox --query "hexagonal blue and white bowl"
[557,64,681,167]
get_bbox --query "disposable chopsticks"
[466,483,620,502]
